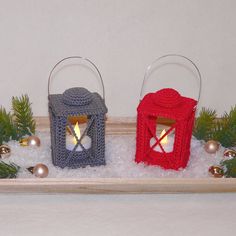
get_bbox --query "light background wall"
[0,0,236,117]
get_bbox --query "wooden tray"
[0,117,236,194]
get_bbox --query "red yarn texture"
[135,88,197,170]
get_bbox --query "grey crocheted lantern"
[48,57,107,168]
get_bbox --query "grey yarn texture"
[49,87,108,168]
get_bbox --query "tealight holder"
[135,54,201,170]
[48,56,107,168]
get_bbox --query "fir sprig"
[193,108,217,141]
[0,107,17,144]
[0,94,35,145]
[194,106,236,147]
[220,158,236,178]
[12,95,36,137]
[0,161,20,179]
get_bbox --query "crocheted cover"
[48,87,107,168]
[135,88,197,170]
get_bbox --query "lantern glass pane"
[149,117,176,153]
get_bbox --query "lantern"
[135,55,201,170]
[48,56,107,168]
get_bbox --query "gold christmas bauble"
[0,145,11,159]
[208,166,224,178]
[223,149,236,158]
[204,140,220,154]
[33,163,49,178]
[27,136,41,147]
[19,138,29,146]
[27,166,34,174]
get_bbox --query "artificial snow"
[6,131,227,178]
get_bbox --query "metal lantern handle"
[140,54,202,103]
[48,56,105,100]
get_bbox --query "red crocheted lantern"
[135,55,201,170]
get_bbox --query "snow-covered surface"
[6,131,225,178]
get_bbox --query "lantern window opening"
[156,117,176,127]
[144,120,166,154]
[66,121,84,150]
[66,116,95,153]
[156,117,176,135]
[150,136,166,154]
[146,118,177,154]
[68,115,89,125]
[66,115,91,139]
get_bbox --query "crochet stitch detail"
[152,88,182,108]
[62,87,93,106]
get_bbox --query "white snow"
[5,131,226,178]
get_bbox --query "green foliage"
[0,94,35,145]
[12,95,36,137]
[221,158,236,178]
[194,106,236,147]
[0,107,17,144]
[0,161,20,178]
[193,108,217,141]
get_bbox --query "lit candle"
[66,122,92,151]
[150,129,174,153]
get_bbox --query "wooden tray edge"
[0,178,236,194]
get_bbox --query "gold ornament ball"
[208,166,224,178]
[19,138,28,146]
[27,136,41,147]
[0,145,11,159]
[204,140,220,154]
[33,163,49,178]
[27,166,34,174]
[224,149,236,158]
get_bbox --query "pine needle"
[221,158,236,178]
[0,107,17,144]
[193,108,217,141]
[0,161,20,179]
[12,94,36,137]
[194,106,236,147]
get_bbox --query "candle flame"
[160,129,168,144]
[73,122,81,144]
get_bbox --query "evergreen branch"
[0,107,17,144]
[12,94,36,138]
[227,106,236,133]
[221,158,236,178]
[211,107,236,147]
[193,108,217,141]
[194,106,236,147]
[0,161,20,178]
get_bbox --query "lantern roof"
[49,87,107,116]
[137,88,197,120]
